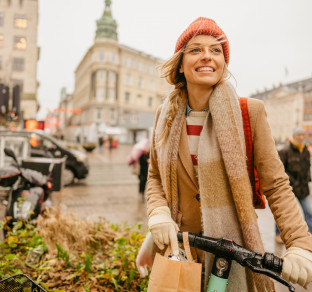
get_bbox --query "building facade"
[66,0,171,144]
[0,0,39,120]
[250,77,312,143]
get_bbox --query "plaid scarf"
[155,81,275,291]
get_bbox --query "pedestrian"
[98,136,104,149]
[136,17,312,291]
[108,134,113,151]
[275,126,312,243]
[75,128,81,144]
[138,149,150,200]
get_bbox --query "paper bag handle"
[164,232,195,263]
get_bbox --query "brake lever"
[243,259,295,292]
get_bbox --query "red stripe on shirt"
[187,125,203,136]
[191,154,198,165]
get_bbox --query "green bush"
[0,220,149,291]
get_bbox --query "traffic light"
[0,83,9,115]
[12,84,20,115]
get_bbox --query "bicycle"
[0,273,47,292]
[177,231,295,292]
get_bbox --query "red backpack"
[240,97,266,209]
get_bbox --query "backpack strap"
[240,97,255,191]
[240,97,266,209]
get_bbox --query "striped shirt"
[186,110,208,176]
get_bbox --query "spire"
[95,0,118,40]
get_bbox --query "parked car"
[0,130,89,186]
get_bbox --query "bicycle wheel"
[0,273,47,292]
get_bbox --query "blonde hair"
[157,45,230,145]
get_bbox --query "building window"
[148,79,155,90]
[124,92,130,104]
[111,52,118,64]
[108,71,116,83]
[97,70,106,82]
[14,36,26,50]
[149,65,156,75]
[108,88,115,103]
[97,108,102,120]
[91,72,97,99]
[138,61,145,72]
[148,97,153,107]
[99,51,105,62]
[109,108,117,125]
[137,94,142,105]
[12,58,24,71]
[0,35,3,47]
[124,57,133,68]
[0,13,4,26]
[138,76,143,89]
[96,88,104,102]
[125,73,132,86]
[14,14,27,29]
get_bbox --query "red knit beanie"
[175,17,230,64]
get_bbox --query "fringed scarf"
[154,81,275,291]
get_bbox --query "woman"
[136,17,312,291]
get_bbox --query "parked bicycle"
[177,231,295,292]
[0,273,47,292]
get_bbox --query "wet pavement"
[52,145,147,225]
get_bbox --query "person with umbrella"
[128,138,150,200]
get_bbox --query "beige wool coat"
[146,97,312,253]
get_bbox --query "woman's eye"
[211,48,222,54]
[187,47,201,53]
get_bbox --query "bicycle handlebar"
[177,231,295,292]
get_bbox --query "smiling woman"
[135,17,312,292]
[179,35,226,106]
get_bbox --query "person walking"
[138,149,150,200]
[136,17,312,291]
[275,127,312,243]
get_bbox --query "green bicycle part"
[206,274,228,292]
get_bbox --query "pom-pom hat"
[174,17,230,64]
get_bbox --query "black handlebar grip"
[263,252,283,274]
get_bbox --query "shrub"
[0,209,149,291]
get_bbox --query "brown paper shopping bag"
[147,232,202,292]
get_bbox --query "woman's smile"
[195,66,215,73]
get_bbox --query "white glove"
[148,206,179,256]
[136,232,155,277]
[282,247,312,289]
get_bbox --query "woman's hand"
[136,232,155,277]
[148,206,179,256]
[282,247,312,289]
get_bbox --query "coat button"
[196,194,200,202]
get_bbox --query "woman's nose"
[201,49,212,61]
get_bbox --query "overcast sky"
[36,0,312,118]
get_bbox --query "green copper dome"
[96,0,118,40]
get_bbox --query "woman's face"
[179,35,225,89]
